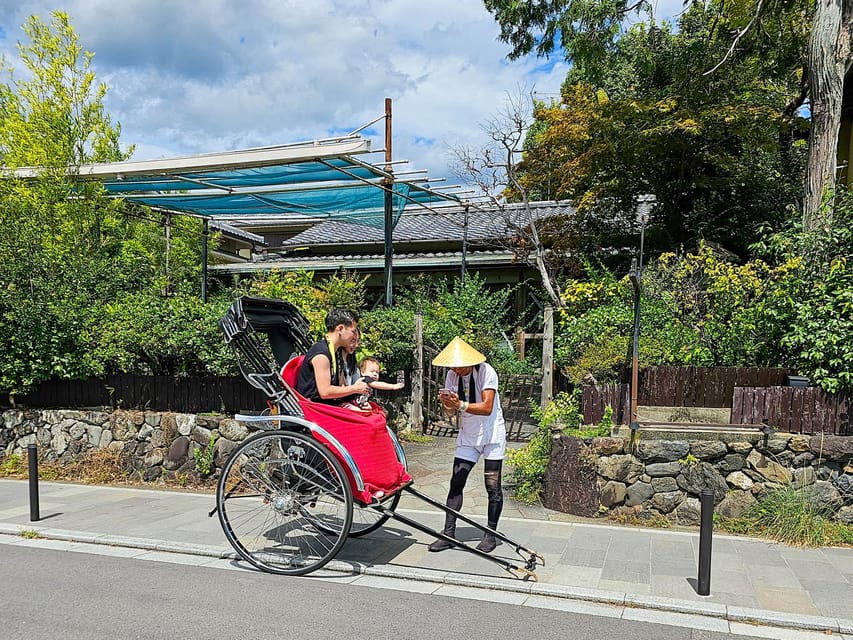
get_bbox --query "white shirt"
[444,363,506,448]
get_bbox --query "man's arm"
[312,355,370,400]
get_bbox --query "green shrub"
[507,390,612,503]
[720,485,853,547]
[361,273,519,373]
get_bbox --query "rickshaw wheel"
[348,492,400,537]
[309,490,401,538]
[217,429,353,576]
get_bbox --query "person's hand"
[351,378,370,394]
[439,389,458,410]
[392,382,404,390]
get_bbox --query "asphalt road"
[0,543,779,640]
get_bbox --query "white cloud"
[0,0,567,186]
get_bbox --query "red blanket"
[281,356,411,503]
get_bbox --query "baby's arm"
[369,380,404,391]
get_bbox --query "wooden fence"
[3,374,269,415]
[582,381,851,436]
[731,386,851,435]
[635,366,790,407]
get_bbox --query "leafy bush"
[507,390,611,503]
[554,244,798,383]
[754,190,853,393]
[361,274,517,373]
[84,292,236,376]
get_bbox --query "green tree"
[484,0,851,228]
[512,6,807,262]
[754,190,853,392]
[0,12,213,389]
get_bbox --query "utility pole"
[629,194,655,429]
[383,97,394,307]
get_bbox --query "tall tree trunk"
[804,0,853,228]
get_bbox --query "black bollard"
[697,488,713,596]
[27,443,40,522]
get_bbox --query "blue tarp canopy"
[16,134,460,228]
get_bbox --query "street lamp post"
[629,194,655,430]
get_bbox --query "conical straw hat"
[432,337,486,367]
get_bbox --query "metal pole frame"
[383,97,394,307]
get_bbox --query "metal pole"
[383,97,394,307]
[697,488,714,596]
[629,261,640,428]
[27,443,39,522]
[541,306,554,410]
[461,204,469,284]
[413,312,424,432]
[201,218,209,302]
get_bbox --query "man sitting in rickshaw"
[296,307,371,405]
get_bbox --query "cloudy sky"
[0,1,682,185]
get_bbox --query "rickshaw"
[211,296,543,579]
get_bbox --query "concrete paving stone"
[700,537,741,555]
[745,564,803,589]
[545,564,603,588]
[608,540,651,561]
[621,607,730,633]
[597,578,651,594]
[727,621,841,640]
[565,531,612,550]
[784,559,848,583]
[560,547,607,568]
[522,534,570,555]
[523,593,624,617]
[650,559,697,577]
[351,574,441,593]
[649,574,709,601]
[651,538,696,559]
[698,569,755,596]
[752,586,819,616]
[795,580,853,618]
[737,549,791,568]
[820,548,853,573]
[601,559,651,583]
[707,552,746,571]
[432,583,530,605]
[727,606,839,632]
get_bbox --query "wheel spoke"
[216,430,353,575]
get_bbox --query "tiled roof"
[279,200,574,247]
[208,249,519,274]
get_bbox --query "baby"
[342,356,404,411]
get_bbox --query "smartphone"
[439,388,454,397]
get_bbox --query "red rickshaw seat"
[280,356,411,504]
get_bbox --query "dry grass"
[0,449,216,493]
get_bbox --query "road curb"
[2,521,850,634]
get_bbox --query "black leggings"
[443,456,503,530]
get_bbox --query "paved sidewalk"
[0,436,851,636]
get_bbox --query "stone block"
[635,440,690,463]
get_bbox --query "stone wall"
[543,433,853,525]
[0,408,251,482]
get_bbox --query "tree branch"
[703,0,765,76]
